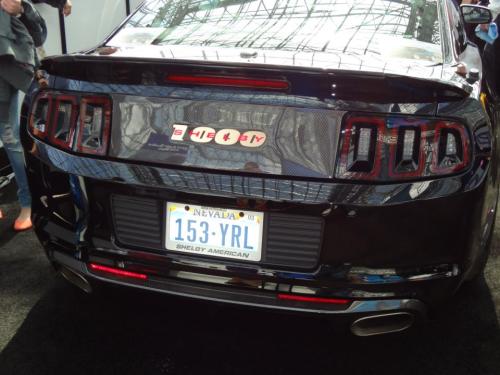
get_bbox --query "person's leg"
[0,89,32,228]
[0,88,10,222]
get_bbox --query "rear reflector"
[89,263,148,280]
[277,294,350,305]
[166,74,289,90]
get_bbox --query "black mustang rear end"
[21,0,499,335]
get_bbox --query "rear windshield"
[109,0,442,63]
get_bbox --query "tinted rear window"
[110,0,442,62]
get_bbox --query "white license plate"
[165,203,264,262]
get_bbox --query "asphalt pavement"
[1,182,500,375]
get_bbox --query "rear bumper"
[52,250,427,316]
[25,140,497,313]
[39,214,460,313]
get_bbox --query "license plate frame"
[165,202,264,262]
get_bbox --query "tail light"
[89,263,148,280]
[336,114,471,181]
[28,91,112,156]
[77,97,112,155]
[50,95,78,148]
[277,294,351,305]
[29,92,53,139]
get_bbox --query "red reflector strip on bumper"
[166,75,289,90]
[89,263,148,280]
[277,294,350,305]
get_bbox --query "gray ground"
[0,182,499,375]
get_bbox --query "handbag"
[18,0,47,48]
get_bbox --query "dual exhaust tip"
[59,266,92,294]
[350,312,415,337]
[58,265,416,336]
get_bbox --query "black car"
[21,0,499,336]
[0,143,13,190]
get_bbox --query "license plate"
[166,203,264,262]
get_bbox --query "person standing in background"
[0,0,71,228]
[483,11,500,96]
[0,0,46,230]
[32,0,72,61]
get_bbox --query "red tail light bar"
[89,263,148,280]
[166,74,290,90]
[336,114,471,181]
[29,91,112,156]
[277,294,351,305]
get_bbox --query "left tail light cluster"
[29,91,112,156]
[335,114,472,181]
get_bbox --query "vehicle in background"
[0,143,13,190]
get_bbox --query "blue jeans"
[0,90,32,208]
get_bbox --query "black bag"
[18,0,47,47]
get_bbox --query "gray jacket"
[0,2,42,98]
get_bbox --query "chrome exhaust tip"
[350,312,415,337]
[59,266,92,294]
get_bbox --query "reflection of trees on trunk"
[151,0,252,44]
[404,0,439,43]
[127,0,441,58]
[152,0,252,27]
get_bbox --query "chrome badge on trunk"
[171,124,267,148]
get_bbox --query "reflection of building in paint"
[110,96,347,178]
[113,98,283,174]
[117,0,441,66]
[45,147,135,181]
[276,109,341,178]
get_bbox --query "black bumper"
[51,249,428,317]
[25,140,497,313]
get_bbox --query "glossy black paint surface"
[42,55,471,101]
[0,145,11,178]
[21,0,500,315]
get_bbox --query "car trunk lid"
[40,54,471,179]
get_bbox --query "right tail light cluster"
[29,91,112,156]
[336,114,471,181]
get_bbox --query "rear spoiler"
[41,54,471,103]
